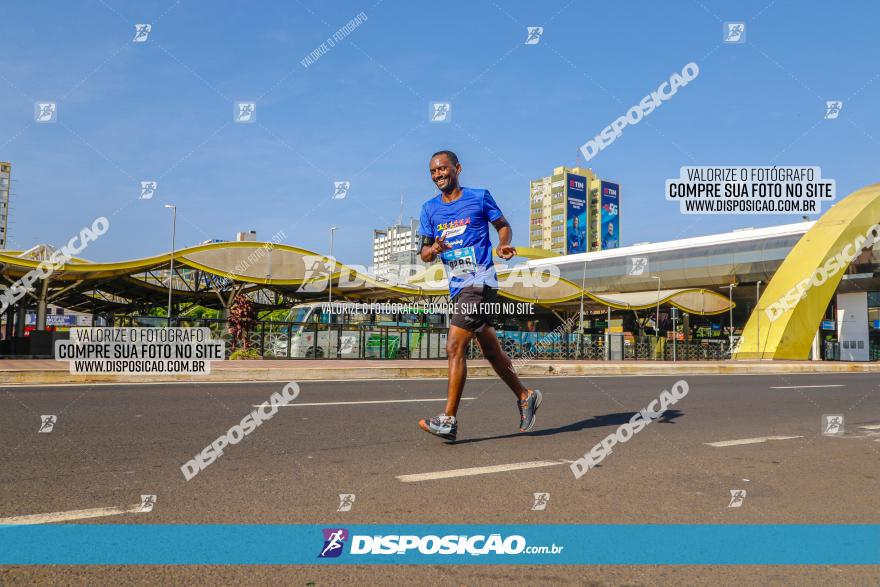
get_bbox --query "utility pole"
[756,281,762,358]
[724,283,737,350]
[328,226,337,305]
[164,204,177,324]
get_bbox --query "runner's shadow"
[448,410,684,445]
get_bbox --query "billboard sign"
[25,314,78,327]
[600,181,620,250]
[566,173,587,254]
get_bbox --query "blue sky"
[1,0,878,265]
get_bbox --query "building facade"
[0,162,10,249]
[372,219,434,280]
[526,217,880,360]
[529,166,620,255]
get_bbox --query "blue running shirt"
[419,188,503,298]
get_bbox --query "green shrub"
[229,348,261,360]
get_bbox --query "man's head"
[429,150,461,194]
[607,223,614,235]
[572,216,580,229]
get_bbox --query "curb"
[0,361,877,385]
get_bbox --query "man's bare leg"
[476,325,529,401]
[444,325,474,417]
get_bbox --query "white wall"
[836,292,869,361]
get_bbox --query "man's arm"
[420,234,449,262]
[492,216,517,260]
[419,238,434,263]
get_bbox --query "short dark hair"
[431,150,459,166]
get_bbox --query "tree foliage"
[228,293,256,350]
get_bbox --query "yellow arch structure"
[734,184,880,359]
[514,246,561,260]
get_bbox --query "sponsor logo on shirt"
[436,218,471,232]
[441,224,467,239]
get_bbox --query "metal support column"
[14,304,26,337]
[4,305,13,339]
[36,279,49,330]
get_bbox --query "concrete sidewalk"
[0,358,877,384]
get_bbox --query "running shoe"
[419,414,457,440]
[518,389,542,432]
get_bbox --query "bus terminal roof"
[0,241,733,316]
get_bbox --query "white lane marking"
[0,504,146,525]
[254,397,476,408]
[397,460,567,482]
[770,385,845,389]
[705,435,803,447]
[859,424,880,430]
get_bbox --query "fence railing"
[823,341,880,361]
[468,334,730,361]
[93,317,733,361]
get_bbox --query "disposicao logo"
[318,528,349,558]
[317,530,562,557]
[349,534,529,555]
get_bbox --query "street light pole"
[651,275,661,336]
[578,260,587,330]
[672,307,677,362]
[606,305,611,361]
[164,204,177,324]
[724,283,737,349]
[756,280,762,358]
[328,226,337,305]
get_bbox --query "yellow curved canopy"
[0,240,733,315]
[734,183,880,359]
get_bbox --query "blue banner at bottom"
[0,525,878,565]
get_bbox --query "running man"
[417,150,541,441]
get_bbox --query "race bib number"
[442,247,477,277]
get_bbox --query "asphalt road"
[1,372,879,585]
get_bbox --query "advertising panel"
[25,314,78,327]
[565,173,587,254]
[600,181,620,249]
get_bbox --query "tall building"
[529,165,621,255]
[372,219,435,280]
[0,162,10,249]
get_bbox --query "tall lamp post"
[164,204,177,324]
[578,259,588,357]
[671,307,678,362]
[756,280,762,358]
[651,275,661,336]
[328,226,337,305]
[723,283,737,349]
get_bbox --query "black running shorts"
[450,285,498,332]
